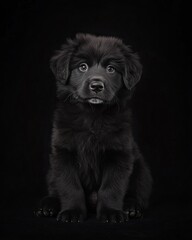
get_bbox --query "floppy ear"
[50,41,75,84]
[122,46,143,90]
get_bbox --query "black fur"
[35,33,152,223]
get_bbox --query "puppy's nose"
[89,81,104,93]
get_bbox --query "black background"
[2,0,191,239]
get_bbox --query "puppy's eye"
[106,65,116,73]
[79,63,89,72]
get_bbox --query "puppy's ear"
[50,41,75,84]
[122,46,142,90]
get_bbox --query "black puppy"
[35,33,152,223]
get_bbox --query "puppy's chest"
[75,119,107,189]
[77,118,108,149]
[77,141,102,190]
[77,119,105,163]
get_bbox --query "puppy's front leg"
[97,151,133,223]
[51,150,87,223]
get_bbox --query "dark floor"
[2,198,192,240]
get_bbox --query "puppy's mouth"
[73,94,108,104]
[87,98,104,104]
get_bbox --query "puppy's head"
[50,33,142,104]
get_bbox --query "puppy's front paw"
[123,207,142,219]
[34,196,60,217]
[98,208,127,223]
[123,199,143,219]
[57,209,86,223]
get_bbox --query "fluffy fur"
[35,33,152,223]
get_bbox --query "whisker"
[63,92,74,103]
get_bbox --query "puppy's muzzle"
[89,80,104,93]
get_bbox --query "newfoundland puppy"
[35,33,152,223]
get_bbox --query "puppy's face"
[50,34,142,105]
[69,42,124,104]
